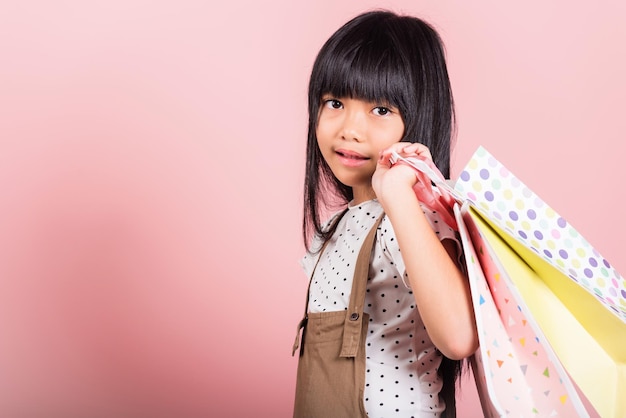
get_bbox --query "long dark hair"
[302,10,463,417]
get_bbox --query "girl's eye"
[323,99,343,109]
[373,106,392,116]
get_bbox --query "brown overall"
[292,215,383,418]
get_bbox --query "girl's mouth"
[336,149,369,167]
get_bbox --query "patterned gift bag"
[391,147,624,416]
[454,146,626,418]
[456,203,592,417]
[392,150,596,416]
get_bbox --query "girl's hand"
[372,142,432,208]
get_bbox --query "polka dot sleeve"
[379,203,461,289]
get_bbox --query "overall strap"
[340,214,384,358]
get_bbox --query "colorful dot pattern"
[455,146,626,323]
[457,206,585,417]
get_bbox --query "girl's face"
[316,96,405,204]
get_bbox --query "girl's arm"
[372,143,478,360]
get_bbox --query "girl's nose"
[340,110,365,142]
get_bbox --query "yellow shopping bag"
[454,147,626,418]
[392,146,625,416]
[455,202,591,417]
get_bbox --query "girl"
[292,10,478,418]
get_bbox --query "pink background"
[1,1,624,416]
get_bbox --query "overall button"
[349,312,359,321]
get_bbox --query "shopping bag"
[392,151,593,416]
[455,202,591,417]
[392,147,625,417]
[453,147,626,418]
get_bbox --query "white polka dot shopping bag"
[453,146,626,418]
[454,205,590,418]
[391,146,625,417]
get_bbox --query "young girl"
[292,10,478,418]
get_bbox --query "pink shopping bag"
[454,147,625,418]
[393,147,625,417]
[455,203,591,417]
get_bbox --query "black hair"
[302,10,462,417]
[303,10,456,250]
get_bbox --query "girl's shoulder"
[321,208,349,233]
[300,208,349,273]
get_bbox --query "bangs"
[311,31,411,109]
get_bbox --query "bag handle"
[390,151,461,230]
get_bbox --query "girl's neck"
[351,186,376,206]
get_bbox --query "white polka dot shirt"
[301,199,460,417]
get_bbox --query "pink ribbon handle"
[389,152,461,231]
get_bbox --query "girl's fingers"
[380,142,433,161]
[402,143,432,160]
